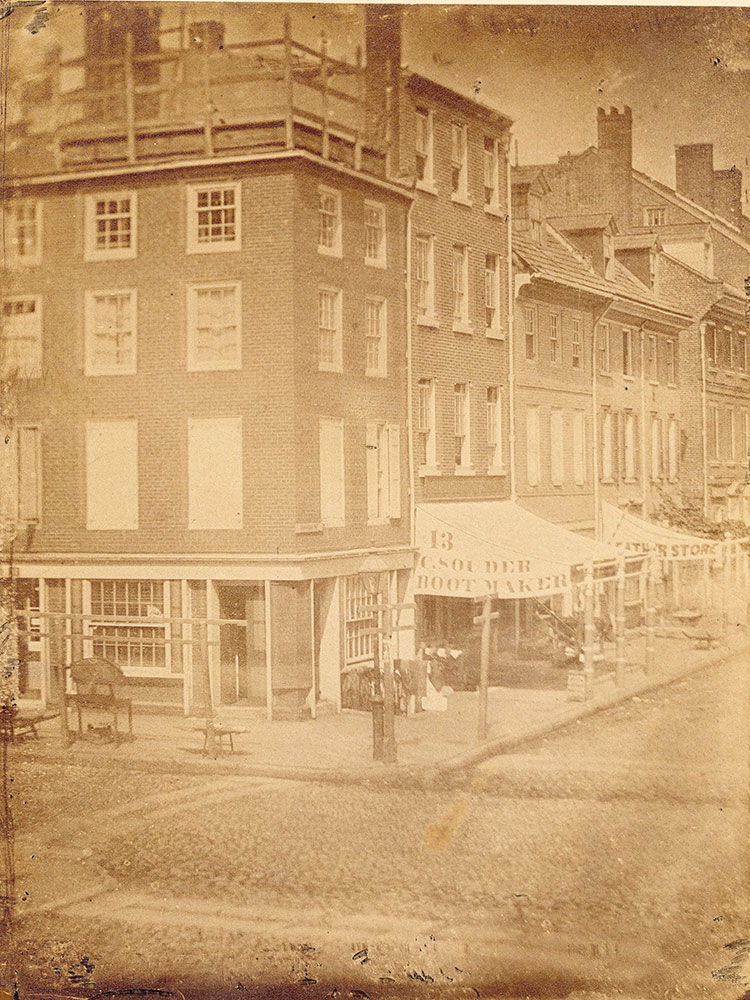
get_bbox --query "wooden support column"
[582,561,595,699]
[283,15,294,149]
[201,38,214,156]
[615,556,626,688]
[722,541,731,637]
[645,553,657,675]
[124,32,136,163]
[474,596,500,742]
[320,34,330,160]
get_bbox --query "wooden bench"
[683,630,722,650]
[0,707,58,742]
[194,722,249,753]
[66,657,133,743]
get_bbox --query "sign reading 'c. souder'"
[415,525,571,599]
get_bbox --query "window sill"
[318,364,343,374]
[623,374,635,382]
[451,193,472,208]
[317,245,342,259]
[484,203,504,218]
[416,179,438,196]
[365,370,388,379]
[321,520,345,529]
[295,522,324,535]
[739,374,749,380]
[365,258,387,270]
[186,242,241,256]
[85,369,138,377]
[186,362,241,374]
[419,465,441,478]
[623,478,638,485]
[600,478,615,485]
[667,382,677,388]
[486,327,505,341]
[85,247,138,262]
[417,316,440,329]
[452,322,473,335]
[648,379,659,386]
[598,370,613,378]
[487,466,507,477]
[454,466,476,476]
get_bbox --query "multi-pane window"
[417,378,436,468]
[89,581,167,674]
[85,290,137,375]
[415,235,435,322]
[647,334,658,381]
[650,414,663,480]
[526,406,541,487]
[364,201,386,266]
[366,423,401,520]
[745,411,750,462]
[523,306,537,360]
[187,283,241,371]
[12,426,41,523]
[668,417,679,481]
[454,383,470,468]
[597,323,611,373]
[487,386,503,471]
[622,328,634,376]
[6,200,41,264]
[345,576,378,667]
[365,297,386,377]
[624,410,637,481]
[2,297,42,378]
[415,108,434,186]
[549,312,560,363]
[86,192,136,259]
[645,207,666,226]
[738,331,747,374]
[550,409,564,486]
[571,316,582,369]
[483,137,498,207]
[187,184,240,252]
[601,408,613,481]
[318,186,342,256]
[320,418,345,526]
[709,404,720,460]
[573,411,585,486]
[452,245,469,327]
[666,338,676,384]
[450,123,468,198]
[484,253,500,334]
[705,324,718,368]
[729,409,737,461]
[318,288,342,372]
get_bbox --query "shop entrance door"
[217,585,266,706]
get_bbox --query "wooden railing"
[49,16,384,174]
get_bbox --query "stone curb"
[17,643,744,789]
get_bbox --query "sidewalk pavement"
[16,627,748,786]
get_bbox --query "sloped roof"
[614,233,662,251]
[630,223,712,241]
[513,224,691,321]
[404,72,513,130]
[547,213,617,233]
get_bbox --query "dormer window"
[415,108,435,190]
[529,194,542,243]
[483,137,499,209]
[603,234,614,279]
[644,207,666,227]
[451,123,469,202]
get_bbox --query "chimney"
[596,106,633,229]
[365,5,402,174]
[713,166,743,227]
[675,143,714,211]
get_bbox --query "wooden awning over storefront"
[601,502,722,561]
[414,502,620,600]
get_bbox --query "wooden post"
[124,32,136,163]
[381,605,397,764]
[645,553,657,675]
[615,555,626,688]
[474,595,499,742]
[283,14,294,149]
[582,561,595,698]
[320,33,330,160]
[722,541,730,637]
[354,45,363,171]
[309,579,317,720]
[201,620,216,755]
[513,598,521,653]
[201,36,214,157]
[51,49,63,169]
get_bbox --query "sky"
[8,3,750,203]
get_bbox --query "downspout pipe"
[406,196,417,547]
[637,322,648,516]
[505,136,517,502]
[700,321,709,518]
[591,299,615,541]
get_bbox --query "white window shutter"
[366,423,379,521]
[86,420,138,530]
[388,424,401,518]
[188,417,243,529]
[17,427,40,520]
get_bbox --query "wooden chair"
[66,657,134,743]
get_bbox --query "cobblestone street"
[5,653,747,1000]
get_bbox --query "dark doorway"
[217,584,266,706]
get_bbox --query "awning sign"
[415,504,588,599]
[601,502,720,561]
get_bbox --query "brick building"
[534,106,750,524]
[3,8,416,715]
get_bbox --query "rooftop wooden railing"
[49,16,387,175]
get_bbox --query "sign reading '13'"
[419,530,569,597]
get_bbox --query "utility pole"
[474,595,500,742]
